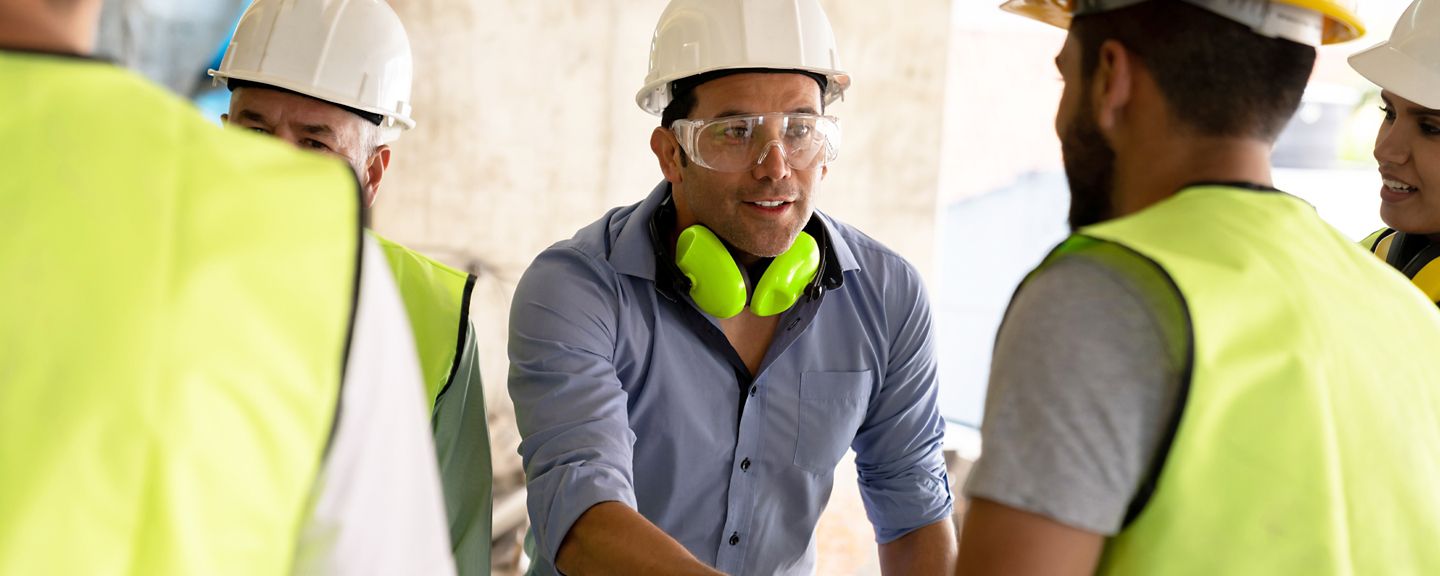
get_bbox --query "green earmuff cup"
[674,225,821,319]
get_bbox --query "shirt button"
[740,458,751,471]
[729,532,740,546]
[749,385,758,397]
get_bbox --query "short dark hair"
[1070,0,1316,141]
[659,68,827,129]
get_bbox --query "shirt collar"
[609,181,862,282]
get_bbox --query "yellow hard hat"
[999,0,1364,46]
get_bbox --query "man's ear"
[362,145,391,208]
[1092,39,1134,134]
[651,127,685,185]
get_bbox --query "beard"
[1059,102,1117,230]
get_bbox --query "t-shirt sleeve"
[963,247,1189,535]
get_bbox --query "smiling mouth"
[747,200,790,208]
[1384,178,1419,193]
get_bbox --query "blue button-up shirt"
[509,183,951,575]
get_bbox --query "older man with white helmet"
[209,1,493,573]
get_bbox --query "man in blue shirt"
[507,1,956,574]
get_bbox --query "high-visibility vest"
[0,51,360,576]
[1362,227,1440,304]
[372,233,476,409]
[1044,185,1440,574]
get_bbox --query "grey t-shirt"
[963,242,1191,535]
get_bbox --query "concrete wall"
[378,4,954,569]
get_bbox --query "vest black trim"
[435,272,478,405]
[1067,236,1198,529]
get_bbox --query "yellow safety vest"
[0,51,360,576]
[1055,185,1440,574]
[1362,227,1440,304]
[372,233,476,409]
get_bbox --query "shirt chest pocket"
[792,370,874,475]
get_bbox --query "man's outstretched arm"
[878,518,957,576]
[557,502,724,576]
[956,499,1103,576]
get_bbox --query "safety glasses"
[670,113,841,173]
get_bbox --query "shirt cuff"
[528,462,638,566]
[860,464,954,543]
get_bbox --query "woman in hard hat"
[1350,0,1440,305]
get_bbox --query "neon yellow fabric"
[1070,186,1440,574]
[677,225,748,318]
[373,233,472,407]
[752,231,820,317]
[0,52,359,576]
[674,226,819,319]
[1361,227,1390,251]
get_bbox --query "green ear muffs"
[674,225,820,319]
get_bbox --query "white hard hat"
[209,0,415,135]
[1001,0,1364,46]
[1350,0,1440,109]
[636,0,851,117]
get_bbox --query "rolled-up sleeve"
[507,246,639,566]
[852,259,953,543]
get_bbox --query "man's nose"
[752,140,790,180]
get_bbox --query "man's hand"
[956,498,1104,576]
[878,518,958,575]
[555,502,726,576]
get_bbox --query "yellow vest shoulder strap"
[371,233,476,407]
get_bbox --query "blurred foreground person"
[0,0,454,574]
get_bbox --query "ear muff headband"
[1401,242,1440,304]
[1378,231,1440,304]
[674,225,820,319]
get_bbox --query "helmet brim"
[1350,43,1440,110]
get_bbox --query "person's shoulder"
[819,211,923,283]
[1360,227,1395,253]
[1030,237,1183,310]
[536,201,647,270]
[369,232,470,283]
[519,202,654,299]
[1015,237,1191,364]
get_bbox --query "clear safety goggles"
[670,113,842,173]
